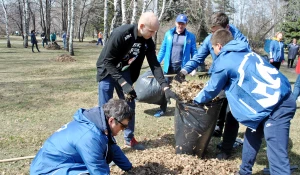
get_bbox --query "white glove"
[189,70,196,76]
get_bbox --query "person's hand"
[120,81,137,101]
[164,88,179,104]
[269,58,274,63]
[282,60,285,63]
[174,70,187,83]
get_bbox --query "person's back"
[211,40,291,128]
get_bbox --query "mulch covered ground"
[55,54,76,62]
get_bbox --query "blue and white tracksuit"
[30,107,132,175]
[194,40,296,175]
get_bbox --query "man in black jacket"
[96,12,178,150]
[31,30,40,52]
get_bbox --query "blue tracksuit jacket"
[269,39,285,62]
[194,40,291,130]
[183,24,249,73]
[157,27,197,73]
[30,107,132,175]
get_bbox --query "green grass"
[0,36,299,174]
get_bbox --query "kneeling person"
[30,99,133,175]
[194,29,296,175]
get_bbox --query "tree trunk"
[121,0,127,24]
[103,0,108,45]
[131,0,137,24]
[69,0,75,56]
[17,0,24,40]
[1,0,11,48]
[77,0,87,42]
[66,0,71,51]
[110,0,121,34]
[39,0,46,36]
[45,0,51,39]
[62,0,68,32]
[23,0,29,48]
[142,0,148,13]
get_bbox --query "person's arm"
[269,40,274,62]
[157,33,168,63]
[194,68,228,104]
[111,144,132,171]
[182,36,211,73]
[146,39,168,88]
[76,132,110,175]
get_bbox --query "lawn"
[0,36,299,174]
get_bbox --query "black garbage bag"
[135,70,165,105]
[174,99,224,158]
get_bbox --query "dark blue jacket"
[287,43,299,60]
[30,107,132,175]
[157,27,197,73]
[31,33,37,44]
[183,25,249,73]
[194,40,291,130]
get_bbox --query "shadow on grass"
[123,162,180,175]
[143,107,176,117]
[122,134,175,154]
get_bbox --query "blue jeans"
[293,74,300,100]
[63,39,67,49]
[239,93,296,175]
[97,38,103,45]
[98,71,135,142]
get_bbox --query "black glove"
[174,71,186,83]
[118,78,137,101]
[164,88,179,104]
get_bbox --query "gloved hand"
[164,88,179,104]
[118,78,137,101]
[174,70,187,83]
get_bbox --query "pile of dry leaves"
[89,40,97,43]
[110,145,238,175]
[170,80,205,103]
[46,42,61,50]
[55,54,76,62]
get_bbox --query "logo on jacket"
[125,34,132,40]
[238,52,280,108]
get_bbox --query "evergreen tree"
[281,0,300,43]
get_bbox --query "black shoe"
[213,129,222,137]
[216,152,231,160]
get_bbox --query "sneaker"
[125,137,145,150]
[154,110,165,118]
[216,152,231,160]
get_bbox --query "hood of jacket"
[73,107,108,133]
[219,40,251,56]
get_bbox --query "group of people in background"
[30,31,67,51]
[29,11,299,175]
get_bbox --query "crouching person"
[30,99,133,175]
[193,29,296,175]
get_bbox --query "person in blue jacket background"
[194,29,296,175]
[175,12,250,160]
[269,32,285,70]
[30,99,133,175]
[154,14,197,117]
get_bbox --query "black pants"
[32,43,40,52]
[270,61,281,70]
[159,63,181,112]
[216,98,239,154]
[287,59,294,68]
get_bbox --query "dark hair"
[103,99,133,122]
[31,30,35,33]
[211,29,233,46]
[209,12,229,28]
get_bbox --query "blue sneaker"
[154,110,165,118]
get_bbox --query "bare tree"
[66,0,71,51]
[69,0,75,55]
[77,0,88,42]
[130,0,137,24]
[110,0,121,34]
[61,0,68,32]
[103,0,108,45]
[121,0,127,24]
[23,0,30,48]
[1,0,11,48]
[142,0,148,13]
